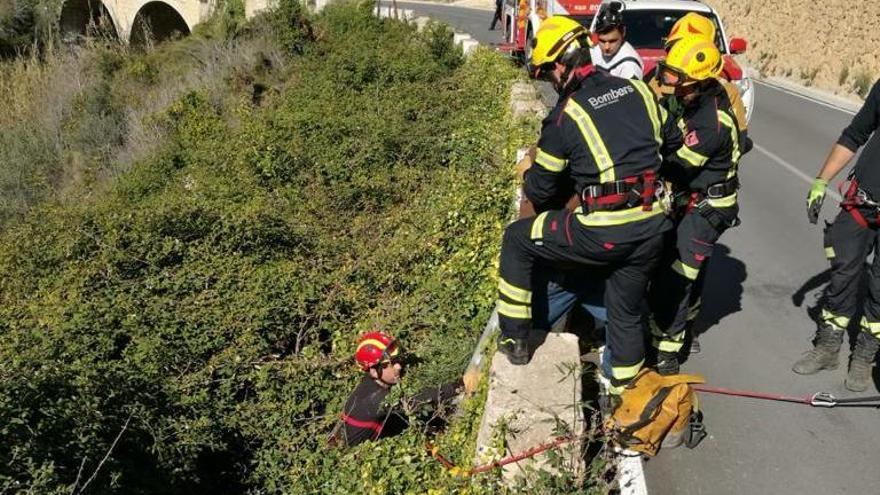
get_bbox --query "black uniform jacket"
[839,78,880,200]
[332,376,460,447]
[661,79,744,194]
[524,67,682,244]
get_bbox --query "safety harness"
[840,174,880,228]
[580,170,660,214]
[677,176,741,231]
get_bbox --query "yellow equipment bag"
[604,369,706,457]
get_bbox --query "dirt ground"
[707,0,879,100]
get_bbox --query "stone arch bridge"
[58,0,280,44]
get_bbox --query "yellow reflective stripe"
[611,359,645,380]
[575,202,664,227]
[718,110,740,165]
[825,246,835,259]
[564,100,615,183]
[676,144,709,167]
[672,259,700,280]
[653,338,685,353]
[535,148,567,172]
[357,339,388,352]
[860,317,880,337]
[658,104,669,125]
[707,192,737,208]
[631,81,662,146]
[499,278,531,304]
[530,212,549,240]
[821,309,849,331]
[718,110,740,179]
[497,300,531,319]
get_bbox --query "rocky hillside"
[707,0,879,99]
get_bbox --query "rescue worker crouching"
[329,331,462,447]
[646,35,743,375]
[793,77,880,392]
[495,16,682,399]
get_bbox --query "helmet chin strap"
[554,65,574,95]
[371,365,396,388]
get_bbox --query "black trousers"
[497,209,666,386]
[490,5,502,29]
[821,208,880,338]
[647,205,737,351]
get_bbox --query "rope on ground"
[693,384,880,408]
[426,433,581,477]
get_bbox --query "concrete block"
[453,33,471,45]
[474,331,583,484]
[510,81,547,120]
[461,38,479,56]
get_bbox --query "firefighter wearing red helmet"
[329,331,462,447]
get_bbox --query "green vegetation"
[0,1,532,492]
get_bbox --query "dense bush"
[0,1,524,492]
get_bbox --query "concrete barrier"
[474,331,583,484]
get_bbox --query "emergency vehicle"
[502,0,754,123]
[501,0,603,64]
[589,0,754,123]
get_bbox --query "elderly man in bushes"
[329,331,462,447]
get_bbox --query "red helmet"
[354,331,399,371]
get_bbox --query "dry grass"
[0,25,289,229]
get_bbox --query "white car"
[589,0,755,123]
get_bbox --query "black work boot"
[845,332,880,392]
[498,336,530,365]
[656,350,680,375]
[792,324,844,375]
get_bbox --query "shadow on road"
[691,243,747,339]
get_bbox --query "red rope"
[692,385,812,405]
[426,434,578,477]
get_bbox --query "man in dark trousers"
[489,0,502,30]
[646,36,744,375]
[793,77,880,392]
[329,331,461,447]
[495,16,682,399]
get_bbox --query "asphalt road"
[388,3,880,493]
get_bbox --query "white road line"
[754,144,843,202]
[754,80,858,116]
[618,453,649,495]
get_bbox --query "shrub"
[0,2,526,493]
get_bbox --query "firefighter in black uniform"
[329,331,461,447]
[496,16,682,396]
[793,77,880,392]
[646,36,744,374]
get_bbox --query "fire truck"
[501,0,603,63]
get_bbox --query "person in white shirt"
[589,2,643,80]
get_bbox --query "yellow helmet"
[660,35,722,86]
[664,12,716,50]
[530,16,592,68]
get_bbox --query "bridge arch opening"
[130,2,190,46]
[59,0,119,42]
